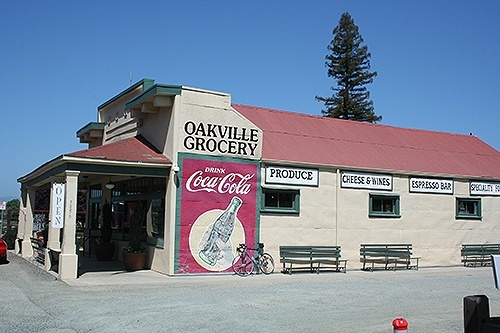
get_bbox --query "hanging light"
[105,177,115,190]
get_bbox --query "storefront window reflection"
[456,198,481,219]
[369,194,400,218]
[262,188,300,214]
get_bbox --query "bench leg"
[340,261,347,273]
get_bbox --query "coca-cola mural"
[176,154,259,274]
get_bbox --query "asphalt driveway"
[1,252,500,332]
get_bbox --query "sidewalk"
[4,251,500,332]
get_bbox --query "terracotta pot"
[95,243,115,261]
[122,251,146,271]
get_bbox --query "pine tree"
[316,12,381,123]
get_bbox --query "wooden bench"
[30,237,45,265]
[360,244,420,271]
[280,246,348,274]
[461,244,500,267]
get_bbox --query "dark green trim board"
[19,161,170,188]
[98,78,155,110]
[125,84,182,110]
[76,122,104,137]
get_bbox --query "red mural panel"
[176,156,259,274]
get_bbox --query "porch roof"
[18,136,172,188]
[67,135,170,164]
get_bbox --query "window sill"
[261,208,299,215]
[369,213,401,219]
[456,215,482,220]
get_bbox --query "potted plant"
[122,202,147,271]
[94,201,115,261]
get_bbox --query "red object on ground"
[0,239,7,263]
[392,318,408,332]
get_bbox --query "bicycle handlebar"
[236,243,265,252]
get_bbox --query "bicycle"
[231,243,275,276]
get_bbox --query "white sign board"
[0,201,6,210]
[51,183,65,229]
[492,255,500,289]
[470,182,500,196]
[265,166,319,186]
[409,178,453,194]
[340,171,392,191]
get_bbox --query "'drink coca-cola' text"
[186,170,254,195]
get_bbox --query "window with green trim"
[456,198,481,219]
[369,193,400,218]
[262,188,300,214]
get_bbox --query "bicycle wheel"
[259,253,275,275]
[232,255,254,276]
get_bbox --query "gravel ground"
[1,252,500,332]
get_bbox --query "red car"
[0,239,7,263]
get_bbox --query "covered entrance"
[16,136,172,280]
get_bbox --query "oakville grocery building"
[16,79,500,280]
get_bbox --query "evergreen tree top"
[316,12,381,123]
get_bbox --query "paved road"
[2,252,500,332]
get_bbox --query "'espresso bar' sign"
[409,178,453,194]
[265,166,318,186]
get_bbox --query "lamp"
[172,164,180,173]
[105,178,115,190]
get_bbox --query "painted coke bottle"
[198,197,242,266]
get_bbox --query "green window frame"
[456,197,481,220]
[369,193,400,218]
[261,188,300,214]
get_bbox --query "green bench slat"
[360,244,419,271]
[280,245,347,274]
[461,244,500,267]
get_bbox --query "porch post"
[15,188,27,254]
[58,170,79,280]
[20,187,36,258]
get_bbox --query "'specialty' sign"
[470,181,500,196]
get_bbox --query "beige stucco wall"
[260,169,500,269]
[260,168,338,262]
[94,82,500,274]
[156,87,264,275]
[176,88,263,160]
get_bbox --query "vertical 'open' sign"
[51,183,65,229]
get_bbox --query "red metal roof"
[233,104,500,179]
[67,135,171,164]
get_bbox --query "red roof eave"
[67,135,171,164]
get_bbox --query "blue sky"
[1,1,499,201]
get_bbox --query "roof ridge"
[232,103,475,139]
[268,129,494,156]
